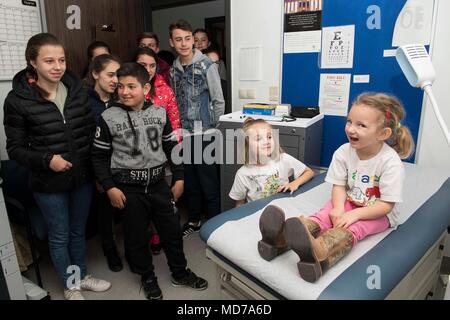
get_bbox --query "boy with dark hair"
[137,32,160,53]
[137,32,171,83]
[92,62,208,300]
[193,28,211,51]
[168,19,225,236]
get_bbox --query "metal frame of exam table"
[201,174,450,300]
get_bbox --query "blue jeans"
[34,182,93,288]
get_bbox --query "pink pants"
[308,200,390,244]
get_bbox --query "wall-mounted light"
[396,44,450,148]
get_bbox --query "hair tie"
[397,122,401,129]
[385,109,391,120]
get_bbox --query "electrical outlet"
[269,86,279,101]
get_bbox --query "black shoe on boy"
[104,247,123,272]
[171,268,208,290]
[141,273,163,300]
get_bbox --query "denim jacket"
[170,49,225,132]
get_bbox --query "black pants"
[95,191,117,252]
[121,180,187,278]
[184,134,221,223]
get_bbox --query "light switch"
[269,86,279,101]
[239,89,247,99]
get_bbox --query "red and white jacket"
[146,74,181,142]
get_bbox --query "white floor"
[24,225,221,300]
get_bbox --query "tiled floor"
[23,222,220,300]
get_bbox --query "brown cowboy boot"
[258,206,321,261]
[285,216,354,283]
[300,215,321,239]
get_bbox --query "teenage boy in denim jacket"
[169,19,225,236]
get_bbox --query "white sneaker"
[64,288,85,300]
[80,275,111,292]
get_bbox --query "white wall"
[230,0,283,112]
[416,0,450,169]
[424,0,450,258]
[152,0,225,51]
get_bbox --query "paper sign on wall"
[320,25,355,69]
[0,0,42,81]
[283,0,323,53]
[319,73,351,116]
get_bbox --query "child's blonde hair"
[242,117,282,165]
[353,93,415,159]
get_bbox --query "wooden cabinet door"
[44,0,144,77]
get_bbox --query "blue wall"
[282,0,424,166]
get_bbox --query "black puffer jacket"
[3,69,96,192]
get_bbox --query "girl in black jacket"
[3,33,111,300]
[86,54,124,272]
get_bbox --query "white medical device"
[274,104,292,117]
[396,44,450,147]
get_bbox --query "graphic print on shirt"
[347,170,381,207]
[99,106,168,171]
[248,171,281,199]
[115,117,162,158]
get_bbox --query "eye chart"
[0,0,42,81]
[320,25,355,69]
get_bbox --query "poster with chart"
[320,25,354,69]
[0,0,42,81]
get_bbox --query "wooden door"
[44,0,144,77]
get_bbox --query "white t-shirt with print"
[325,143,405,227]
[229,153,307,203]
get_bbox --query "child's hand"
[171,180,184,202]
[277,182,300,194]
[106,187,126,209]
[330,207,345,226]
[335,210,360,229]
[49,154,73,172]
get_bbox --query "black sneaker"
[141,275,163,300]
[171,269,208,291]
[104,248,123,272]
[182,221,202,238]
